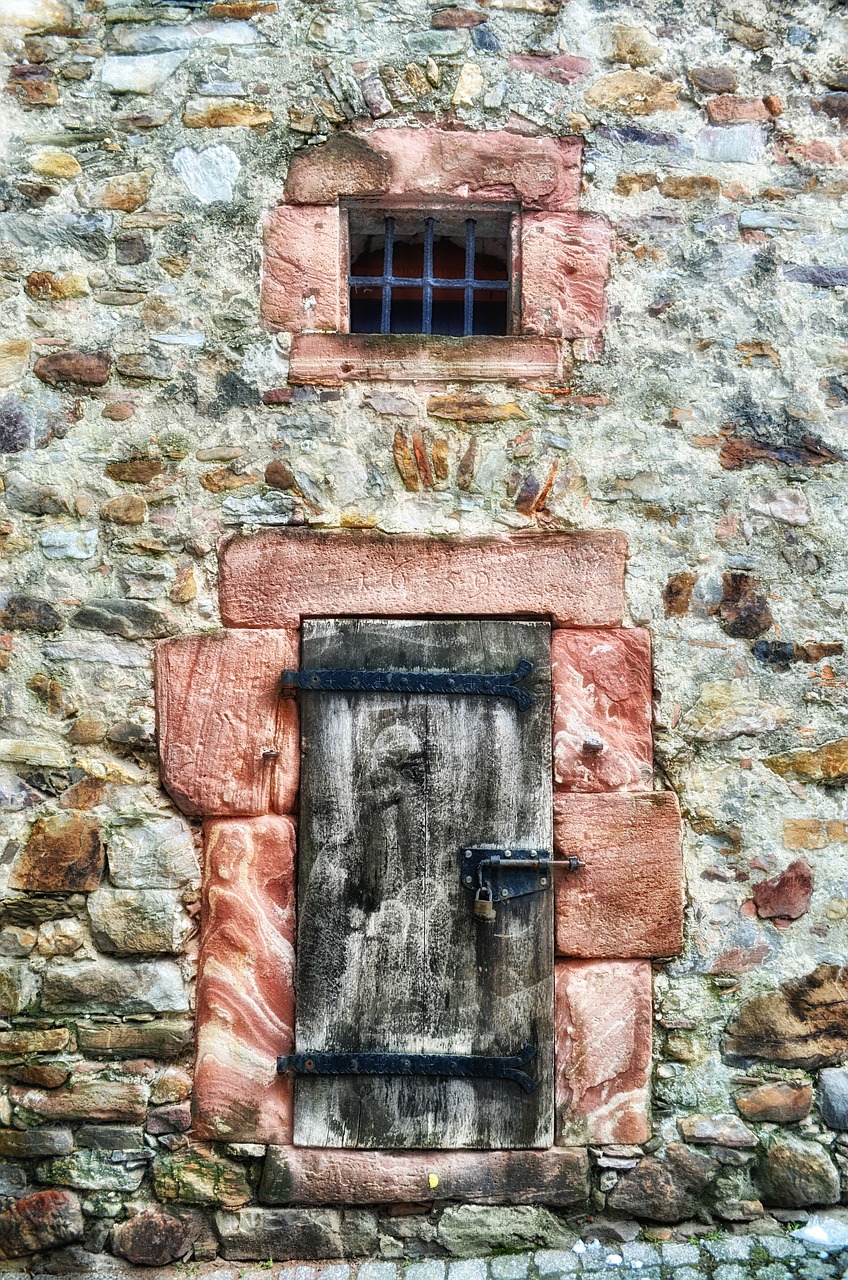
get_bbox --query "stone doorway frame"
[154,529,683,1196]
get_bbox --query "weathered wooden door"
[294,618,552,1149]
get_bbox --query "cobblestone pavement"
[8,1231,848,1280]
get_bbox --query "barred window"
[347,209,513,337]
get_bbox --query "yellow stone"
[452,63,484,107]
[183,99,273,128]
[0,0,72,29]
[611,24,663,68]
[585,71,679,116]
[31,147,82,179]
[0,339,31,388]
[766,739,848,785]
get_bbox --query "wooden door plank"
[295,619,552,1149]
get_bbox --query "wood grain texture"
[259,1146,589,1206]
[194,816,295,1144]
[295,619,553,1149]
[154,629,298,817]
[289,333,561,384]
[554,792,683,958]
[218,529,627,630]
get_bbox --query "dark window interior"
[348,210,511,337]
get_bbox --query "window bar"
[381,216,395,335]
[422,217,435,336]
[463,218,476,338]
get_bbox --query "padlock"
[473,886,496,921]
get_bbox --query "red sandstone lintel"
[288,333,562,384]
[554,791,683,958]
[553,628,653,792]
[154,629,299,818]
[218,529,627,630]
[194,816,296,1144]
[555,959,652,1145]
[261,205,341,333]
[284,127,582,212]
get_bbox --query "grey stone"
[704,1236,752,1261]
[695,124,767,163]
[87,888,191,955]
[77,1126,145,1150]
[447,1263,487,1280]
[5,470,72,516]
[42,640,149,667]
[71,598,174,641]
[405,30,468,57]
[173,145,241,205]
[116,352,173,381]
[660,1243,702,1266]
[107,819,200,889]
[220,491,297,525]
[40,529,99,560]
[439,1207,573,1258]
[0,960,41,1013]
[215,1208,379,1260]
[535,1251,580,1275]
[406,1264,446,1280]
[620,1243,661,1267]
[0,1128,74,1158]
[41,957,189,1014]
[672,1270,703,1280]
[101,51,188,94]
[361,1266,400,1280]
[0,212,114,260]
[109,19,259,53]
[0,394,54,453]
[0,1162,27,1197]
[490,1256,531,1279]
[37,1149,147,1192]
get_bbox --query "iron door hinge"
[278,1043,537,1094]
[281,660,533,710]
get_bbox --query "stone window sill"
[288,332,563,385]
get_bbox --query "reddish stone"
[0,1190,83,1259]
[552,628,653,792]
[509,54,593,85]
[10,812,104,892]
[265,459,296,490]
[218,529,627,629]
[689,65,738,94]
[719,432,843,470]
[146,1102,192,1134]
[706,95,771,124]
[288,333,562,385]
[260,1147,589,1206]
[7,1063,70,1088]
[112,1207,194,1267]
[284,127,582,211]
[718,571,773,639]
[735,1081,813,1123]
[261,205,341,333]
[34,350,111,386]
[753,859,813,921]
[194,816,295,1144]
[431,7,486,26]
[555,959,652,1144]
[7,64,59,106]
[521,213,612,339]
[554,791,683,958]
[106,458,164,484]
[10,1079,148,1123]
[155,629,298,818]
[663,571,697,616]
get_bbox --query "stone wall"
[1,0,847,1268]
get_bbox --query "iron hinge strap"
[277,1044,537,1094]
[281,660,533,710]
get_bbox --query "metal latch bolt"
[461,846,583,921]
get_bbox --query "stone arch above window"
[261,127,613,385]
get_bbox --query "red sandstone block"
[555,959,652,1144]
[218,529,627,629]
[261,205,341,333]
[194,816,295,1144]
[552,628,653,792]
[284,127,582,211]
[154,629,298,817]
[554,792,683,958]
[705,95,771,124]
[287,333,562,384]
[521,213,613,340]
[259,1147,590,1206]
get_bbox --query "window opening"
[348,211,511,337]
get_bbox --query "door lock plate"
[460,845,582,919]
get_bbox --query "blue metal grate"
[349,216,510,337]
